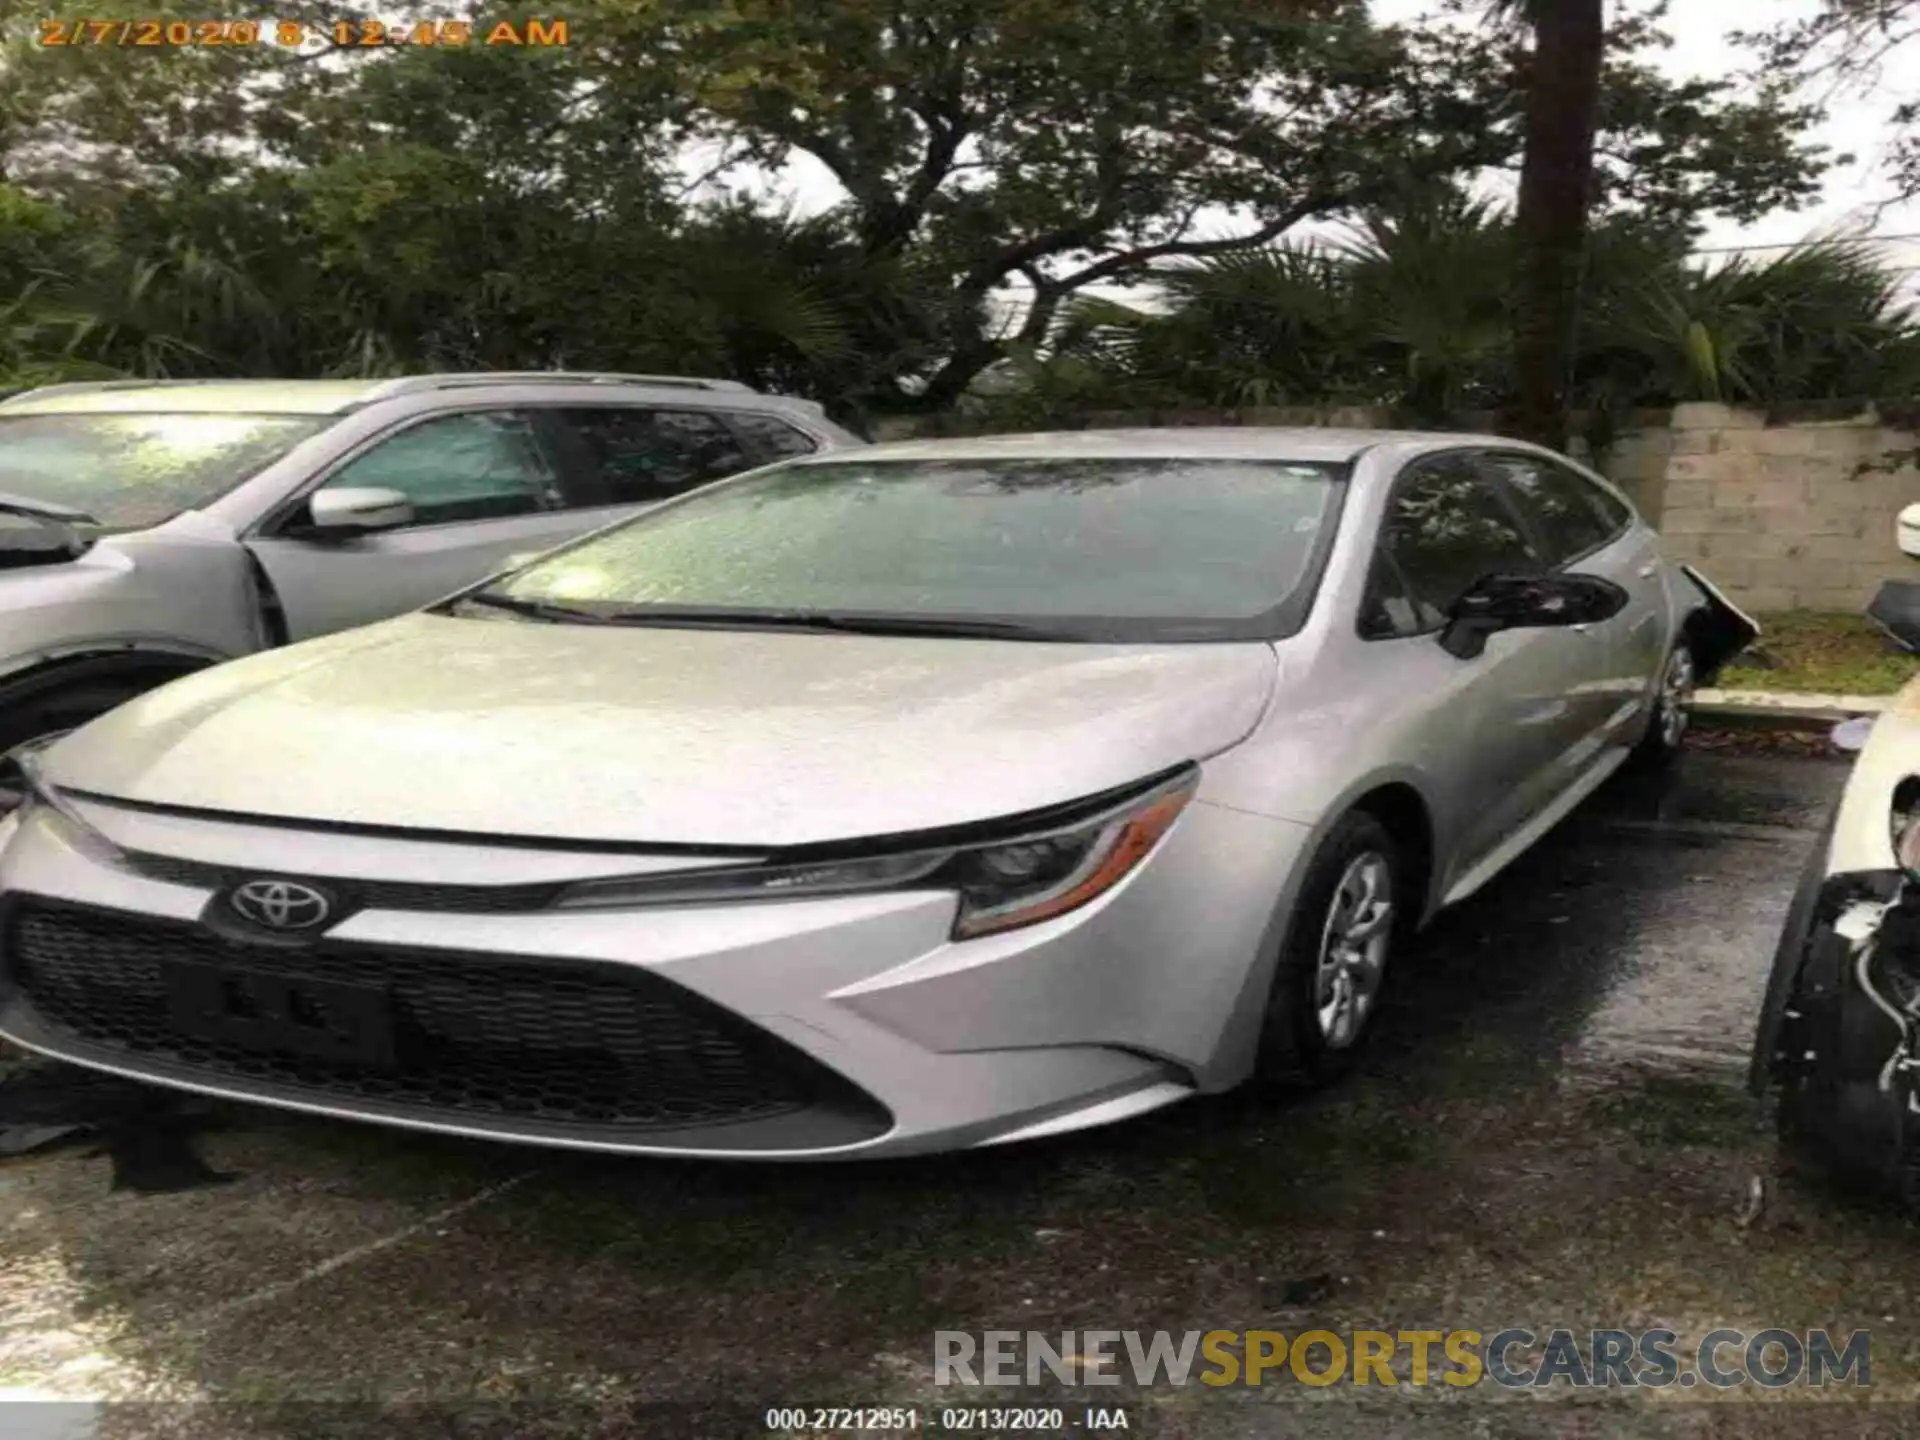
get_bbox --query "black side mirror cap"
[1439,571,1629,660]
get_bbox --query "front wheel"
[0,670,169,813]
[1630,638,1696,769]
[1255,811,1400,1089]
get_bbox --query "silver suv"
[0,372,861,776]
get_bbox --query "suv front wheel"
[0,659,197,812]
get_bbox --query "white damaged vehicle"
[1753,503,1920,1206]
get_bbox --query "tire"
[0,668,171,812]
[1775,929,1920,1213]
[1630,637,1696,770]
[1255,810,1401,1089]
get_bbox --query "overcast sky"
[1368,0,1920,258]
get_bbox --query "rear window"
[0,412,334,530]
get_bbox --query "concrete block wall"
[1627,403,1920,612]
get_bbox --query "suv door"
[1367,450,1598,884]
[246,409,597,642]
[1480,449,1666,747]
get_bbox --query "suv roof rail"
[362,372,758,400]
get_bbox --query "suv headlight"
[556,767,1198,939]
[1,738,121,862]
[0,735,60,817]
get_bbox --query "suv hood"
[44,613,1278,847]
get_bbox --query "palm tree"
[1496,0,1606,451]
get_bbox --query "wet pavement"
[3,749,1918,1438]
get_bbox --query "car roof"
[799,427,1509,465]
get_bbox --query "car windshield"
[471,455,1348,642]
[0,412,336,530]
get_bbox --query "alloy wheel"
[1658,645,1696,750]
[1313,851,1394,1049]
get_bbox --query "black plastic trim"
[0,894,894,1151]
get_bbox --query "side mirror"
[307,487,415,536]
[1899,503,1920,560]
[1439,571,1629,660]
[1893,776,1920,875]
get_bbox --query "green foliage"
[0,0,1850,420]
[972,200,1920,428]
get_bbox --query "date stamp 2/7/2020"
[36,17,571,48]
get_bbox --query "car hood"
[45,613,1279,847]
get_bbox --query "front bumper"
[0,788,1310,1159]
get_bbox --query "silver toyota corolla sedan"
[0,429,1755,1159]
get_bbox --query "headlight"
[556,767,1198,939]
[0,739,54,818]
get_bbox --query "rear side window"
[1482,452,1616,565]
[1379,453,1542,628]
[728,411,820,463]
[1582,472,1634,531]
[556,408,753,504]
[1357,553,1425,640]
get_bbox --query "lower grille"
[2,899,889,1147]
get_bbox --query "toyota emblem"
[228,878,333,931]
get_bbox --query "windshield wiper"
[800,613,1077,640]
[591,607,1079,641]
[0,491,98,526]
[443,592,617,625]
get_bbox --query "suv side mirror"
[1898,503,1920,560]
[307,487,415,536]
[1439,571,1629,660]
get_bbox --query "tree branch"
[953,130,1133,296]
[675,141,744,200]
[859,98,972,255]
[1053,195,1333,291]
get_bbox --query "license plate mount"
[163,959,397,1069]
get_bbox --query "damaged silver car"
[0,374,860,803]
[0,429,1758,1158]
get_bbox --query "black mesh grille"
[2,899,888,1144]
[121,853,562,914]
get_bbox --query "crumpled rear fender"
[1676,564,1760,683]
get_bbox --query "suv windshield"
[471,455,1348,642]
[0,412,335,530]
